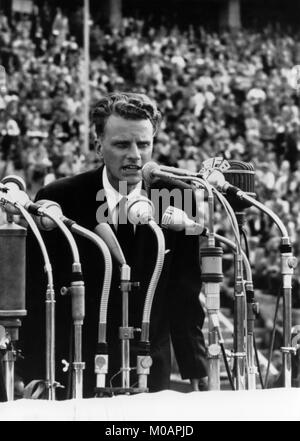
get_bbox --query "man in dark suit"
[21,92,207,398]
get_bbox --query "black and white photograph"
[0,0,299,424]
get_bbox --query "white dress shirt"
[102,166,142,228]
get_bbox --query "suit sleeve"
[168,227,208,380]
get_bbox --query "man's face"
[99,114,154,193]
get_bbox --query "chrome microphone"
[142,162,196,190]
[162,206,204,235]
[223,160,256,212]
[2,175,26,192]
[127,195,155,225]
[200,158,256,221]
[32,200,63,231]
[0,176,28,215]
[0,176,28,323]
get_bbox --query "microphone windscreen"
[142,161,159,184]
[223,160,256,211]
[34,199,62,231]
[127,196,154,225]
[2,175,26,192]
[0,189,30,215]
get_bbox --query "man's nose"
[127,143,141,160]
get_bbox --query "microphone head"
[205,169,226,189]
[34,199,63,230]
[0,174,27,214]
[223,160,256,211]
[2,175,26,192]
[141,161,160,184]
[162,206,185,232]
[94,223,126,265]
[162,206,204,235]
[0,188,30,215]
[127,196,155,225]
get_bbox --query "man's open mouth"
[122,165,142,171]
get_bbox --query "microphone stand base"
[95,386,148,397]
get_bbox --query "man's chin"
[120,170,142,182]
[118,174,142,191]
[126,176,142,186]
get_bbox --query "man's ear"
[95,139,102,157]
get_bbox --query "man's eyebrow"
[110,138,130,142]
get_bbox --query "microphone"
[142,162,196,190]
[158,163,198,178]
[223,160,256,212]
[0,190,31,216]
[127,195,155,225]
[0,176,49,218]
[0,176,29,215]
[32,200,63,231]
[94,223,126,265]
[200,159,256,223]
[2,175,26,192]
[162,206,204,235]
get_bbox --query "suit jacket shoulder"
[36,167,104,202]
[35,166,104,229]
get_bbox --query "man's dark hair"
[90,92,162,138]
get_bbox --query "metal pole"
[73,323,84,398]
[3,350,15,401]
[200,247,223,391]
[233,255,246,390]
[122,289,130,389]
[120,264,131,390]
[83,0,90,155]
[280,238,297,388]
[45,286,56,400]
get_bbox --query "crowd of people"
[0,5,300,317]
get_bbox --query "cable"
[213,189,241,250]
[241,226,264,389]
[109,369,122,390]
[220,342,235,390]
[254,336,264,389]
[264,291,282,388]
[241,227,250,262]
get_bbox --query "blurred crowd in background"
[0,3,300,322]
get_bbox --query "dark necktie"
[115,197,135,264]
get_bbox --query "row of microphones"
[142,159,255,196]
[141,159,256,225]
[0,160,255,223]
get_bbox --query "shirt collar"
[102,165,142,215]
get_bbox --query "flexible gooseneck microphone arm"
[144,166,225,391]
[156,168,247,390]
[94,223,133,391]
[174,172,257,390]
[33,201,85,399]
[34,200,114,391]
[142,162,215,242]
[15,202,57,400]
[204,168,298,388]
[63,221,113,389]
[127,196,165,389]
[141,220,165,343]
[0,181,58,400]
[220,188,297,388]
